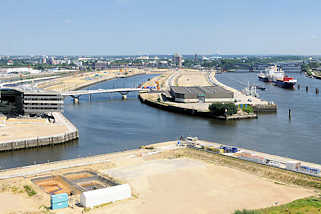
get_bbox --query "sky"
[1,0,321,55]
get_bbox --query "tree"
[209,103,237,116]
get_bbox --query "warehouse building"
[169,86,234,103]
[0,88,63,115]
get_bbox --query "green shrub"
[139,145,154,150]
[24,185,36,197]
[205,146,220,153]
[243,105,254,114]
[233,209,260,214]
[209,103,237,116]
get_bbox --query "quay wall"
[139,95,257,120]
[0,113,79,152]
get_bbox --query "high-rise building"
[173,53,182,68]
[48,57,56,65]
[42,57,47,64]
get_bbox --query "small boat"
[258,72,269,82]
[255,86,266,90]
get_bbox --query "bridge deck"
[62,88,150,96]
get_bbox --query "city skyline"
[1,0,321,55]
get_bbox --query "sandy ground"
[38,68,168,92]
[0,113,70,143]
[0,141,316,214]
[176,71,211,87]
[0,193,41,214]
[96,158,313,214]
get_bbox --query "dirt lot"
[0,113,70,143]
[99,158,314,214]
[0,143,317,214]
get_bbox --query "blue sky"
[1,0,321,55]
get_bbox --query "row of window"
[24,98,63,101]
[24,103,61,106]
[24,107,63,110]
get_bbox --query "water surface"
[0,73,320,169]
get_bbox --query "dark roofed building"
[170,86,234,103]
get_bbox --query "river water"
[0,73,320,169]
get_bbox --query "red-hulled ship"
[273,76,297,89]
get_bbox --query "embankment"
[139,94,257,120]
[0,112,79,152]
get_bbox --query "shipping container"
[80,184,131,208]
[51,201,68,210]
[51,193,68,204]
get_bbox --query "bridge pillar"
[119,91,129,100]
[73,97,80,104]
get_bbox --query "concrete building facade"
[0,88,63,115]
[170,86,234,103]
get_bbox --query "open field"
[0,141,319,214]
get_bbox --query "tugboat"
[258,72,269,82]
[273,76,297,89]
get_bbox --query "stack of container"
[51,193,69,210]
[237,152,266,164]
[286,161,301,171]
[220,146,238,153]
[299,165,321,176]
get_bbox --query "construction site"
[0,140,319,214]
[32,170,118,195]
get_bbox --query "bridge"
[61,88,151,103]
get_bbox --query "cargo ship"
[273,76,297,89]
[258,65,283,82]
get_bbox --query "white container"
[286,161,301,171]
[80,184,131,208]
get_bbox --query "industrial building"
[173,53,183,68]
[0,88,63,115]
[169,86,234,103]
